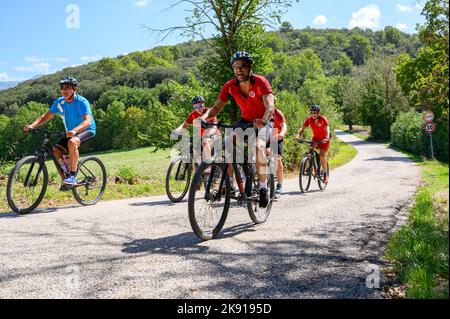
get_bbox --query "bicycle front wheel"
[318,161,330,190]
[299,157,312,193]
[6,156,48,214]
[246,164,275,224]
[72,156,107,206]
[188,162,230,240]
[165,157,192,203]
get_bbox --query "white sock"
[259,181,267,189]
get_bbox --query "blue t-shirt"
[49,94,96,135]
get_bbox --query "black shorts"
[266,138,284,157]
[55,131,95,153]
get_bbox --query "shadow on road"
[0,205,80,218]
[365,156,412,163]
[128,199,178,207]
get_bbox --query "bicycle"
[166,135,215,203]
[6,128,107,214]
[165,136,196,203]
[188,121,275,240]
[298,140,329,192]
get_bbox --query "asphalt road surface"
[0,131,421,298]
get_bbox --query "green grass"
[385,158,449,299]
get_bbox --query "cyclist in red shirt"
[199,51,275,208]
[268,107,287,196]
[295,104,330,183]
[172,96,219,163]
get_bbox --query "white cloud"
[33,63,50,72]
[15,66,35,72]
[134,0,149,7]
[313,15,328,25]
[25,55,43,62]
[396,4,413,12]
[0,72,24,82]
[349,4,382,29]
[81,55,102,62]
[0,73,9,81]
[16,63,51,73]
[54,57,69,63]
[396,23,408,30]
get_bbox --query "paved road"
[0,131,421,299]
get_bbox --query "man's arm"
[261,93,275,122]
[68,114,91,137]
[201,98,226,121]
[24,111,54,131]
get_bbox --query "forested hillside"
[1,21,447,162]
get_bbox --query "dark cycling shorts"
[266,138,284,157]
[55,131,95,153]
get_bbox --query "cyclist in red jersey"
[267,107,287,196]
[295,104,330,183]
[172,96,219,163]
[198,51,275,208]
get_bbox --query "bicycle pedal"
[59,184,72,191]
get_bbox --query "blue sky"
[0,0,426,82]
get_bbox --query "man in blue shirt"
[24,76,96,185]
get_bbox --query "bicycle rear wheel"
[188,162,230,240]
[6,156,48,214]
[165,157,192,203]
[318,160,330,190]
[246,163,274,224]
[299,157,312,192]
[72,156,107,206]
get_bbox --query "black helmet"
[191,95,205,104]
[310,104,320,112]
[230,51,254,65]
[59,76,78,87]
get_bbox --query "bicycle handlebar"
[29,128,66,137]
[200,121,255,130]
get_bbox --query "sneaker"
[322,174,329,184]
[63,175,77,185]
[275,183,283,194]
[275,184,282,198]
[259,188,269,208]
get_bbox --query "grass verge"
[384,156,449,299]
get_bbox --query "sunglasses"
[193,103,204,109]
[310,111,319,115]
[232,64,249,70]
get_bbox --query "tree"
[355,56,411,140]
[280,21,294,33]
[146,0,299,121]
[345,34,371,65]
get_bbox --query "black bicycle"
[6,128,107,214]
[165,136,196,203]
[188,121,275,240]
[298,140,329,192]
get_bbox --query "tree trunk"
[348,123,353,131]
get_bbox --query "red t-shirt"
[218,74,273,122]
[272,109,286,136]
[303,115,329,140]
[185,109,218,136]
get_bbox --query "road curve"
[0,131,421,298]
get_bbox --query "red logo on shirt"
[249,91,256,98]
